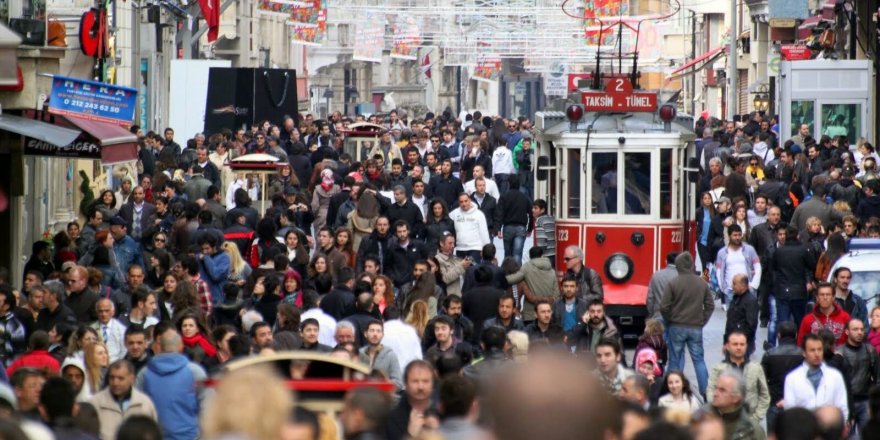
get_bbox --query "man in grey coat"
[660,251,715,397]
[646,252,678,320]
[359,320,403,390]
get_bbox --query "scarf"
[182,333,217,358]
[320,169,334,192]
[367,169,382,181]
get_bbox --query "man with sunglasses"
[562,246,604,302]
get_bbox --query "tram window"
[660,149,673,219]
[591,152,616,214]
[567,149,582,218]
[623,152,651,215]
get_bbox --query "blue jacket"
[113,236,144,271]
[836,291,868,326]
[139,353,203,440]
[200,251,230,304]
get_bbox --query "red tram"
[533,83,696,339]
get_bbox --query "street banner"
[291,24,325,46]
[288,0,325,27]
[473,54,501,82]
[354,13,385,63]
[584,0,629,46]
[391,14,421,60]
[48,75,137,126]
[256,0,308,18]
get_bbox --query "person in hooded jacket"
[856,179,880,220]
[136,327,206,440]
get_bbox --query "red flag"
[421,53,432,79]
[198,0,220,42]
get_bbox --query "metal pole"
[727,0,738,121]
[690,9,696,116]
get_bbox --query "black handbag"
[9,18,46,46]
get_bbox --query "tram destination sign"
[580,78,658,113]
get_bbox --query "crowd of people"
[0,107,879,440]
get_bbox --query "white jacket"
[450,205,491,251]
[463,178,500,200]
[382,319,423,371]
[491,146,516,176]
[783,362,848,421]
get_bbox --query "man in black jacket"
[494,174,532,264]
[470,178,498,237]
[384,221,428,289]
[749,205,783,327]
[835,318,880,436]
[320,267,356,320]
[429,160,464,209]
[356,217,392,273]
[462,267,505,346]
[760,321,805,433]
[385,186,425,240]
[771,225,817,329]
[725,274,759,356]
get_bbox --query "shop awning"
[0,23,21,87]
[64,116,138,165]
[667,47,725,80]
[0,113,80,146]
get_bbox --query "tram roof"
[535,110,695,140]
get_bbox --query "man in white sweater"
[450,192,491,263]
[783,333,848,421]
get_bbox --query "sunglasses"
[155,237,166,242]
[563,257,576,262]
[749,162,757,166]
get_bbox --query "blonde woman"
[222,241,252,288]
[84,342,110,396]
[405,300,430,339]
[202,365,293,440]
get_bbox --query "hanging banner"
[473,54,502,82]
[583,0,629,46]
[543,61,568,97]
[48,75,138,126]
[288,0,325,27]
[256,0,308,18]
[291,24,325,46]
[391,14,421,60]
[353,13,385,63]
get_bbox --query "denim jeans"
[767,295,779,348]
[852,400,869,440]
[495,173,511,194]
[776,298,808,330]
[502,225,528,264]
[666,325,710,396]
[766,405,784,434]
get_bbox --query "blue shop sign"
[48,75,137,126]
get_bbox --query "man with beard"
[569,299,621,354]
[832,267,867,325]
[482,295,524,334]
[424,315,473,367]
[525,300,564,344]
[835,319,880,438]
[359,320,402,390]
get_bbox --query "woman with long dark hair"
[283,230,310,277]
[248,218,286,268]
[177,311,217,366]
[816,232,847,281]
[424,199,456,255]
[334,227,356,268]
[145,248,172,289]
[696,191,716,275]
[658,370,701,413]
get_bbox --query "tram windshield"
[590,151,652,216]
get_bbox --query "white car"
[826,240,880,306]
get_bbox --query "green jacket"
[707,359,771,423]
[505,257,559,322]
[709,403,766,440]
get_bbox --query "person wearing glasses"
[561,245,604,303]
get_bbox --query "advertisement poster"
[584,0,629,46]
[353,13,385,63]
[291,24,325,46]
[543,61,568,97]
[256,0,308,17]
[48,75,138,126]
[391,15,421,60]
[473,54,502,82]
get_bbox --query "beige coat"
[91,387,159,440]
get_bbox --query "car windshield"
[850,270,880,304]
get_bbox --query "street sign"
[48,75,137,126]
[780,44,812,61]
[768,18,797,28]
[580,78,657,112]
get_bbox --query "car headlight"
[605,253,634,283]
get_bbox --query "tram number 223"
[557,230,569,242]
[670,231,682,243]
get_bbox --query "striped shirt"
[534,215,557,256]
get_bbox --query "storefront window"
[821,103,861,142]
[591,152,616,214]
[623,152,651,215]
[790,101,814,138]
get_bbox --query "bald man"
[91,298,128,362]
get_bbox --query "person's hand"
[461,258,472,269]
[236,279,246,287]
[776,400,785,408]
[407,409,425,437]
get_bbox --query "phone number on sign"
[62,99,123,114]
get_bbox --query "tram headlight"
[604,253,634,284]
